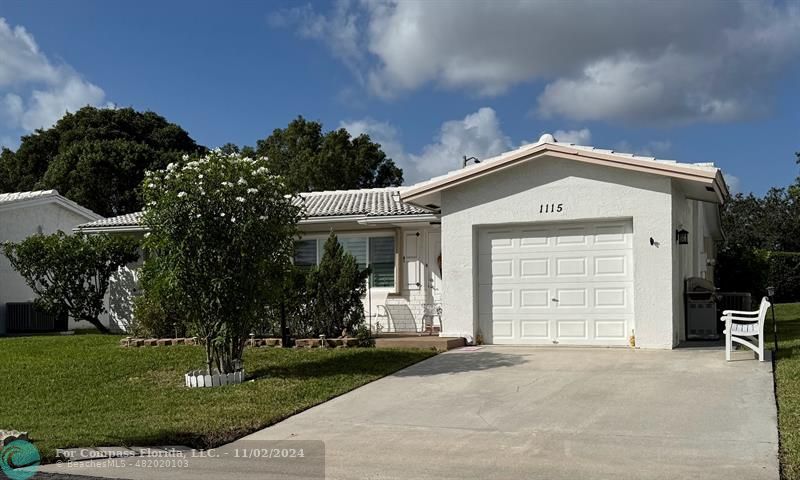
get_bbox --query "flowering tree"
[140,150,300,374]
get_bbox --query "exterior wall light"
[676,228,689,245]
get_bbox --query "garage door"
[478,220,634,346]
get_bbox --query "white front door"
[427,230,442,304]
[478,220,634,346]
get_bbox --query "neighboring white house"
[0,190,103,334]
[75,134,727,348]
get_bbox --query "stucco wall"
[0,202,98,332]
[670,181,720,343]
[439,156,678,348]
[671,184,691,345]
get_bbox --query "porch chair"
[421,303,443,335]
[720,296,771,362]
[366,290,390,334]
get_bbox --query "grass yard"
[0,334,436,463]
[773,303,800,479]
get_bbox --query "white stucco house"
[0,190,103,334]
[76,134,727,348]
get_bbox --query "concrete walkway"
[39,346,778,479]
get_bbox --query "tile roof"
[76,212,143,229]
[75,188,429,230]
[0,190,59,205]
[562,142,717,171]
[298,188,428,217]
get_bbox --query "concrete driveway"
[41,346,778,480]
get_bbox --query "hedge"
[766,251,800,303]
[716,248,800,303]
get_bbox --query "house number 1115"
[539,203,563,213]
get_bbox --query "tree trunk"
[81,315,110,334]
[204,337,214,376]
[280,301,289,348]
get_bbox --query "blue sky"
[1,0,799,194]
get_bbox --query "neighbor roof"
[401,134,729,206]
[76,212,143,231]
[0,190,60,205]
[75,187,430,232]
[0,190,102,220]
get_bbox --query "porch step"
[374,336,465,352]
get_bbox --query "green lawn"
[773,303,800,479]
[0,334,435,462]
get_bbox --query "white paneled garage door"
[478,220,634,346]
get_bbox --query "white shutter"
[404,232,421,290]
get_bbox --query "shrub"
[140,150,300,374]
[765,251,800,303]
[716,247,800,303]
[353,324,375,347]
[305,233,370,338]
[130,294,188,338]
[134,252,191,338]
[716,245,769,299]
[2,232,139,333]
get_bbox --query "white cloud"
[552,128,591,145]
[276,0,800,124]
[340,117,407,168]
[724,173,742,194]
[0,18,109,134]
[268,2,364,81]
[19,76,106,131]
[341,107,513,184]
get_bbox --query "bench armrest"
[722,309,760,316]
[720,315,761,323]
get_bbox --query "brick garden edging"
[294,338,360,348]
[119,337,363,348]
[119,337,283,348]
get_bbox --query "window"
[293,235,396,288]
[369,236,395,287]
[339,237,367,271]
[294,239,318,270]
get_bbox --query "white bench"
[720,296,770,361]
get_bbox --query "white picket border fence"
[185,370,244,388]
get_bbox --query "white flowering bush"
[140,150,300,374]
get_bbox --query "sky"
[1,0,799,195]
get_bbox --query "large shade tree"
[255,116,403,192]
[2,232,139,333]
[140,150,301,374]
[0,106,205,216]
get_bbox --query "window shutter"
[404,232,421,290]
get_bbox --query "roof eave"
[74,225,146,234]
[401,143,720,205]
[76,213,437,233]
